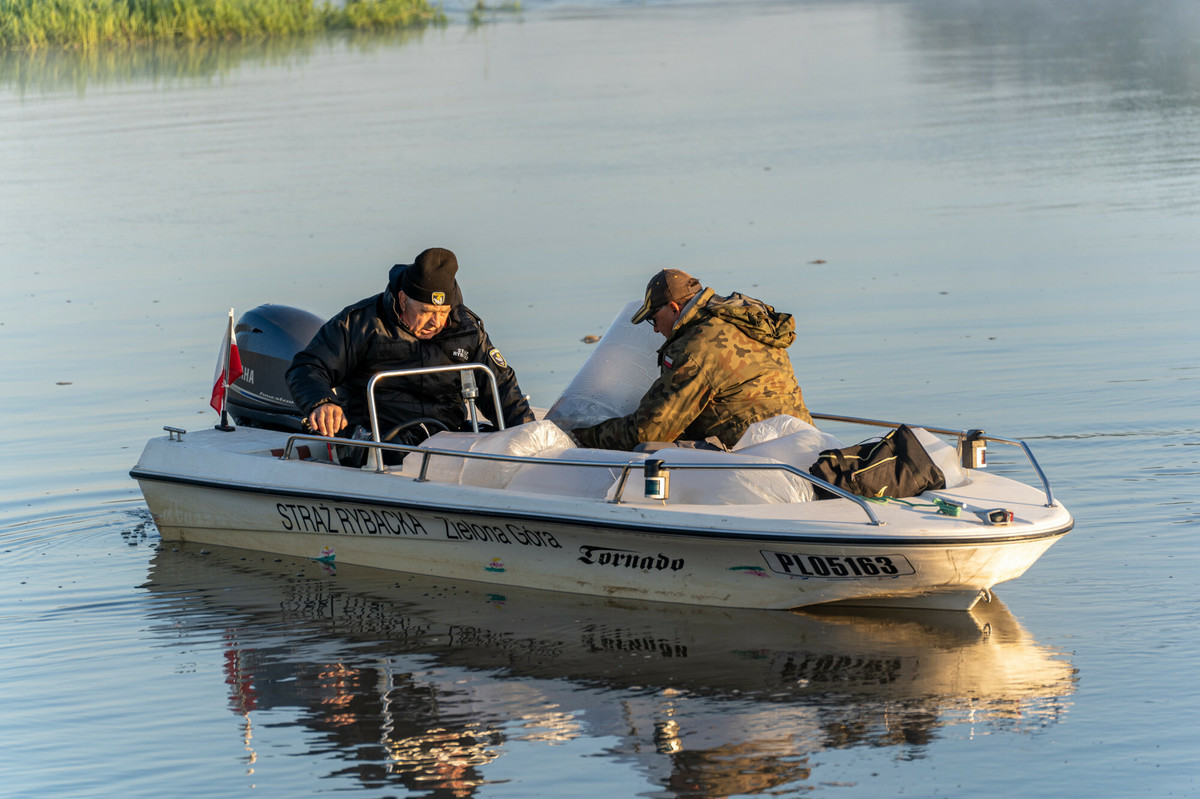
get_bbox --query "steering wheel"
[380,417,450,444]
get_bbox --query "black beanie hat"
[401,248,459,305]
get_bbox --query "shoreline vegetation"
[0,0,448,51]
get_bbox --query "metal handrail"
[811,412,1058,508]
[279,433,884,525]
[980,435,1056,508]
[365,363,505,443]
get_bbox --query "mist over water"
[2,1,1197,796]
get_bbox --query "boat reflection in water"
[143,544,1077,796]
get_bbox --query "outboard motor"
[226,304,326,431]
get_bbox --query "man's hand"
[307,402,347,437]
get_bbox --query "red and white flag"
[210,308,244,414]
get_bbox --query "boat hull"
[133,429,1071,612]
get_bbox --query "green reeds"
[0,0,445,51]
[468,0,519,26]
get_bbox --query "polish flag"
[210,308,244,414]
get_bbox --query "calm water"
[2,1,1197,796]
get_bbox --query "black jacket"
[286,265,534,437]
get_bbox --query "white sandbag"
[733,415,822,447]
[397,431,480,484]
[544,301,661,430]
[611,448,815,505]
[733,415,844,473]
[507,448,647,500]
[735,418,967,489]
[399,421,575,489]
[911,427,968,488]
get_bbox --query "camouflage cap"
[630,269,702,324]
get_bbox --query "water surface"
[2,1,1197,796]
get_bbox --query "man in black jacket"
[286,248,534,448]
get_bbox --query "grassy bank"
[0,0,445,51]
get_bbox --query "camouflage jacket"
[573,288,811,450]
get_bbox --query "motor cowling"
[227,304,326,431]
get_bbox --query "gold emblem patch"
[488,348,508,369]
[431,291,446,305]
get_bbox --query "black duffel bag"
[809,425,946,500]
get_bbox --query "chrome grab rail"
[280,408,1055,520]
[811,412,1058,508]
[365,363,505,443]
[279,434,884,526]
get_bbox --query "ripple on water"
[2,501,258,793]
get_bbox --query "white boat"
[130,304,1073,612]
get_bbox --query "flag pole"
[216,308,237,432]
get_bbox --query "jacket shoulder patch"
[488,348,508,369]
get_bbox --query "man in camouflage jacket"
[571,269,811,451]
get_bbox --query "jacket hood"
[673,288,796,348]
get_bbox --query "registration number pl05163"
[761,551,916,578]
